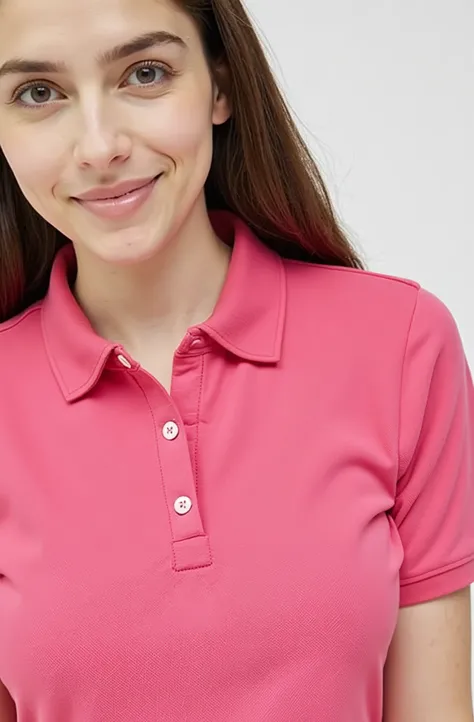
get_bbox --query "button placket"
[161,419,195,519]
[157,411,211,570]
[132,347,211,571]
[159,356,212,571]
[160,419,195,524]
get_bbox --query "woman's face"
[0,0,230,264]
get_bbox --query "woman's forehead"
[0,0,196,62]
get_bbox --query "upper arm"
[0,681,16,722]
[383,586,473,721]
[383,289,474,719]
[394,288,474,606]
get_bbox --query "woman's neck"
[72,208,231,355]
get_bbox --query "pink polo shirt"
[0,211,473,722]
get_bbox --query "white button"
[190,337,202,347]
[162,421,179,440]
[174,496,192,515]
[117,354,132,368]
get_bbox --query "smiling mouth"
[72,174,162,220]
[72,174,163,203]
[98,175,161,201]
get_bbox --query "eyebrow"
[0,31,187,80]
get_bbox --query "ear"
[211,62,232,126]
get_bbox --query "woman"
[0,0,472,720]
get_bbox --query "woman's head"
[0,0,363,321]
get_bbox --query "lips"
[73,175,160,202]
[72,174,162,221]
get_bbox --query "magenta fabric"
[0,211,473,721]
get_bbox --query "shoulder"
[0,306,45,402]
[282,258,461,358]
[0,302,43,365]
[286,258,454,325]
[0,302,42,335]
[285,257,420,302]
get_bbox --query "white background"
[245,0,474,684]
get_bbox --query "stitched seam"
[174,355,213,571]
[193,354,205,497]
[175,563,212,572]
[396,286,421,480]
[41,303,114,398]
[41,304,75,397]
[56,346,112,398]
[68,348,113,396]
[201,325,277,359]
[175,348,212,359]
[199,254,285,361]
[174,536,213,572]
[400,553,474,585]
[130,375,176,566]
[286,259,421,289]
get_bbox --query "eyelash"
[9,59,173,109]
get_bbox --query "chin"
[80,226,168,267]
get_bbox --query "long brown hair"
[0,0,364,323]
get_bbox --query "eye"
[14,84,62,107]
[124,61,167,88]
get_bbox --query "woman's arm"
[383,586,473,721]
[0,681,15,722]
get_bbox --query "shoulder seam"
[285,259,421,291]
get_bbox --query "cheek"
[1,129,62,199]
[141,91,215,163]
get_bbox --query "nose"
[73,106,132,171]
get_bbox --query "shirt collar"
[41,210,286,401]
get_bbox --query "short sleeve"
[394,287,474,607]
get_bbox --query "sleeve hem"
[399,557,474,606]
